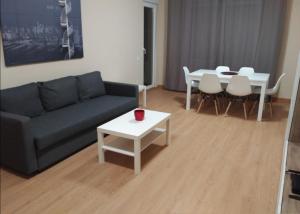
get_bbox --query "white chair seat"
[226,75,252,96]
[197,74,223,115]
[253,73,286,96]
[191,80,199,88]
[216,66,230,74]
[184,66,199,89]
[253,87,273,95]
[201,87,223,94]
[239,67,255,76]
[249,73,286,119]
[216,66,230,89]
[225,75,252,119]
[199,74,223,94]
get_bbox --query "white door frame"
[276,52,300,214]
[143,1,157,89]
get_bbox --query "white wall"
[156,0,168,85]
[1,0,297,99]
[0,0,144,89]
[272,0,300,99]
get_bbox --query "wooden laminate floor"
[0,88,289,214]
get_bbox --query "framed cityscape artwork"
[0,0,84,66]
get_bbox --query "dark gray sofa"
[0,71,138,175]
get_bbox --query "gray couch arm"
[0,111,38,175]
[104,81,139,105]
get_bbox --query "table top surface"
[98,109,171,138]
[189,69,270,82]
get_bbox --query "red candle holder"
[134,109,145,121]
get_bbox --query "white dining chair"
[216,66,230,73]
[250,73,286,118]
[183,66,200,105]
[225,75,252,119]
[216,66,230,89]
[239,67,255,76]
[197,74,223,115]
[183,66,199,88]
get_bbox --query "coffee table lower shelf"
[97,109,171,175]
[102,128,165,157]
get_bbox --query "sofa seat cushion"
[31,95,136,151]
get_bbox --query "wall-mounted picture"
[0,0,84,66]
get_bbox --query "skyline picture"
[0,0,84,66]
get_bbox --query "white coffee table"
[97,109,171,175]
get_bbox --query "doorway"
[144,2,157,89]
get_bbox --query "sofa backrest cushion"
[39,76,79,111]
[77,71,106,100]
[0,83,44,117]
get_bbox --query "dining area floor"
[0,88,290,214]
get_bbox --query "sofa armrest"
[104,81,139,103]
[0,111,38,175]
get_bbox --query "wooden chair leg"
[216,97,222,113]
[197,92,202,103]
[243,102,248,120]
[223,93,229,109]
[268,102,273,118]
[214,100,219,116]
[250,100,258,115]
[224,101,232,116]
[197,99,205,113]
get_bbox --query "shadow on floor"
[174,95,289,122]
[104,144,167,170]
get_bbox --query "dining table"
[186,69,270,121]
